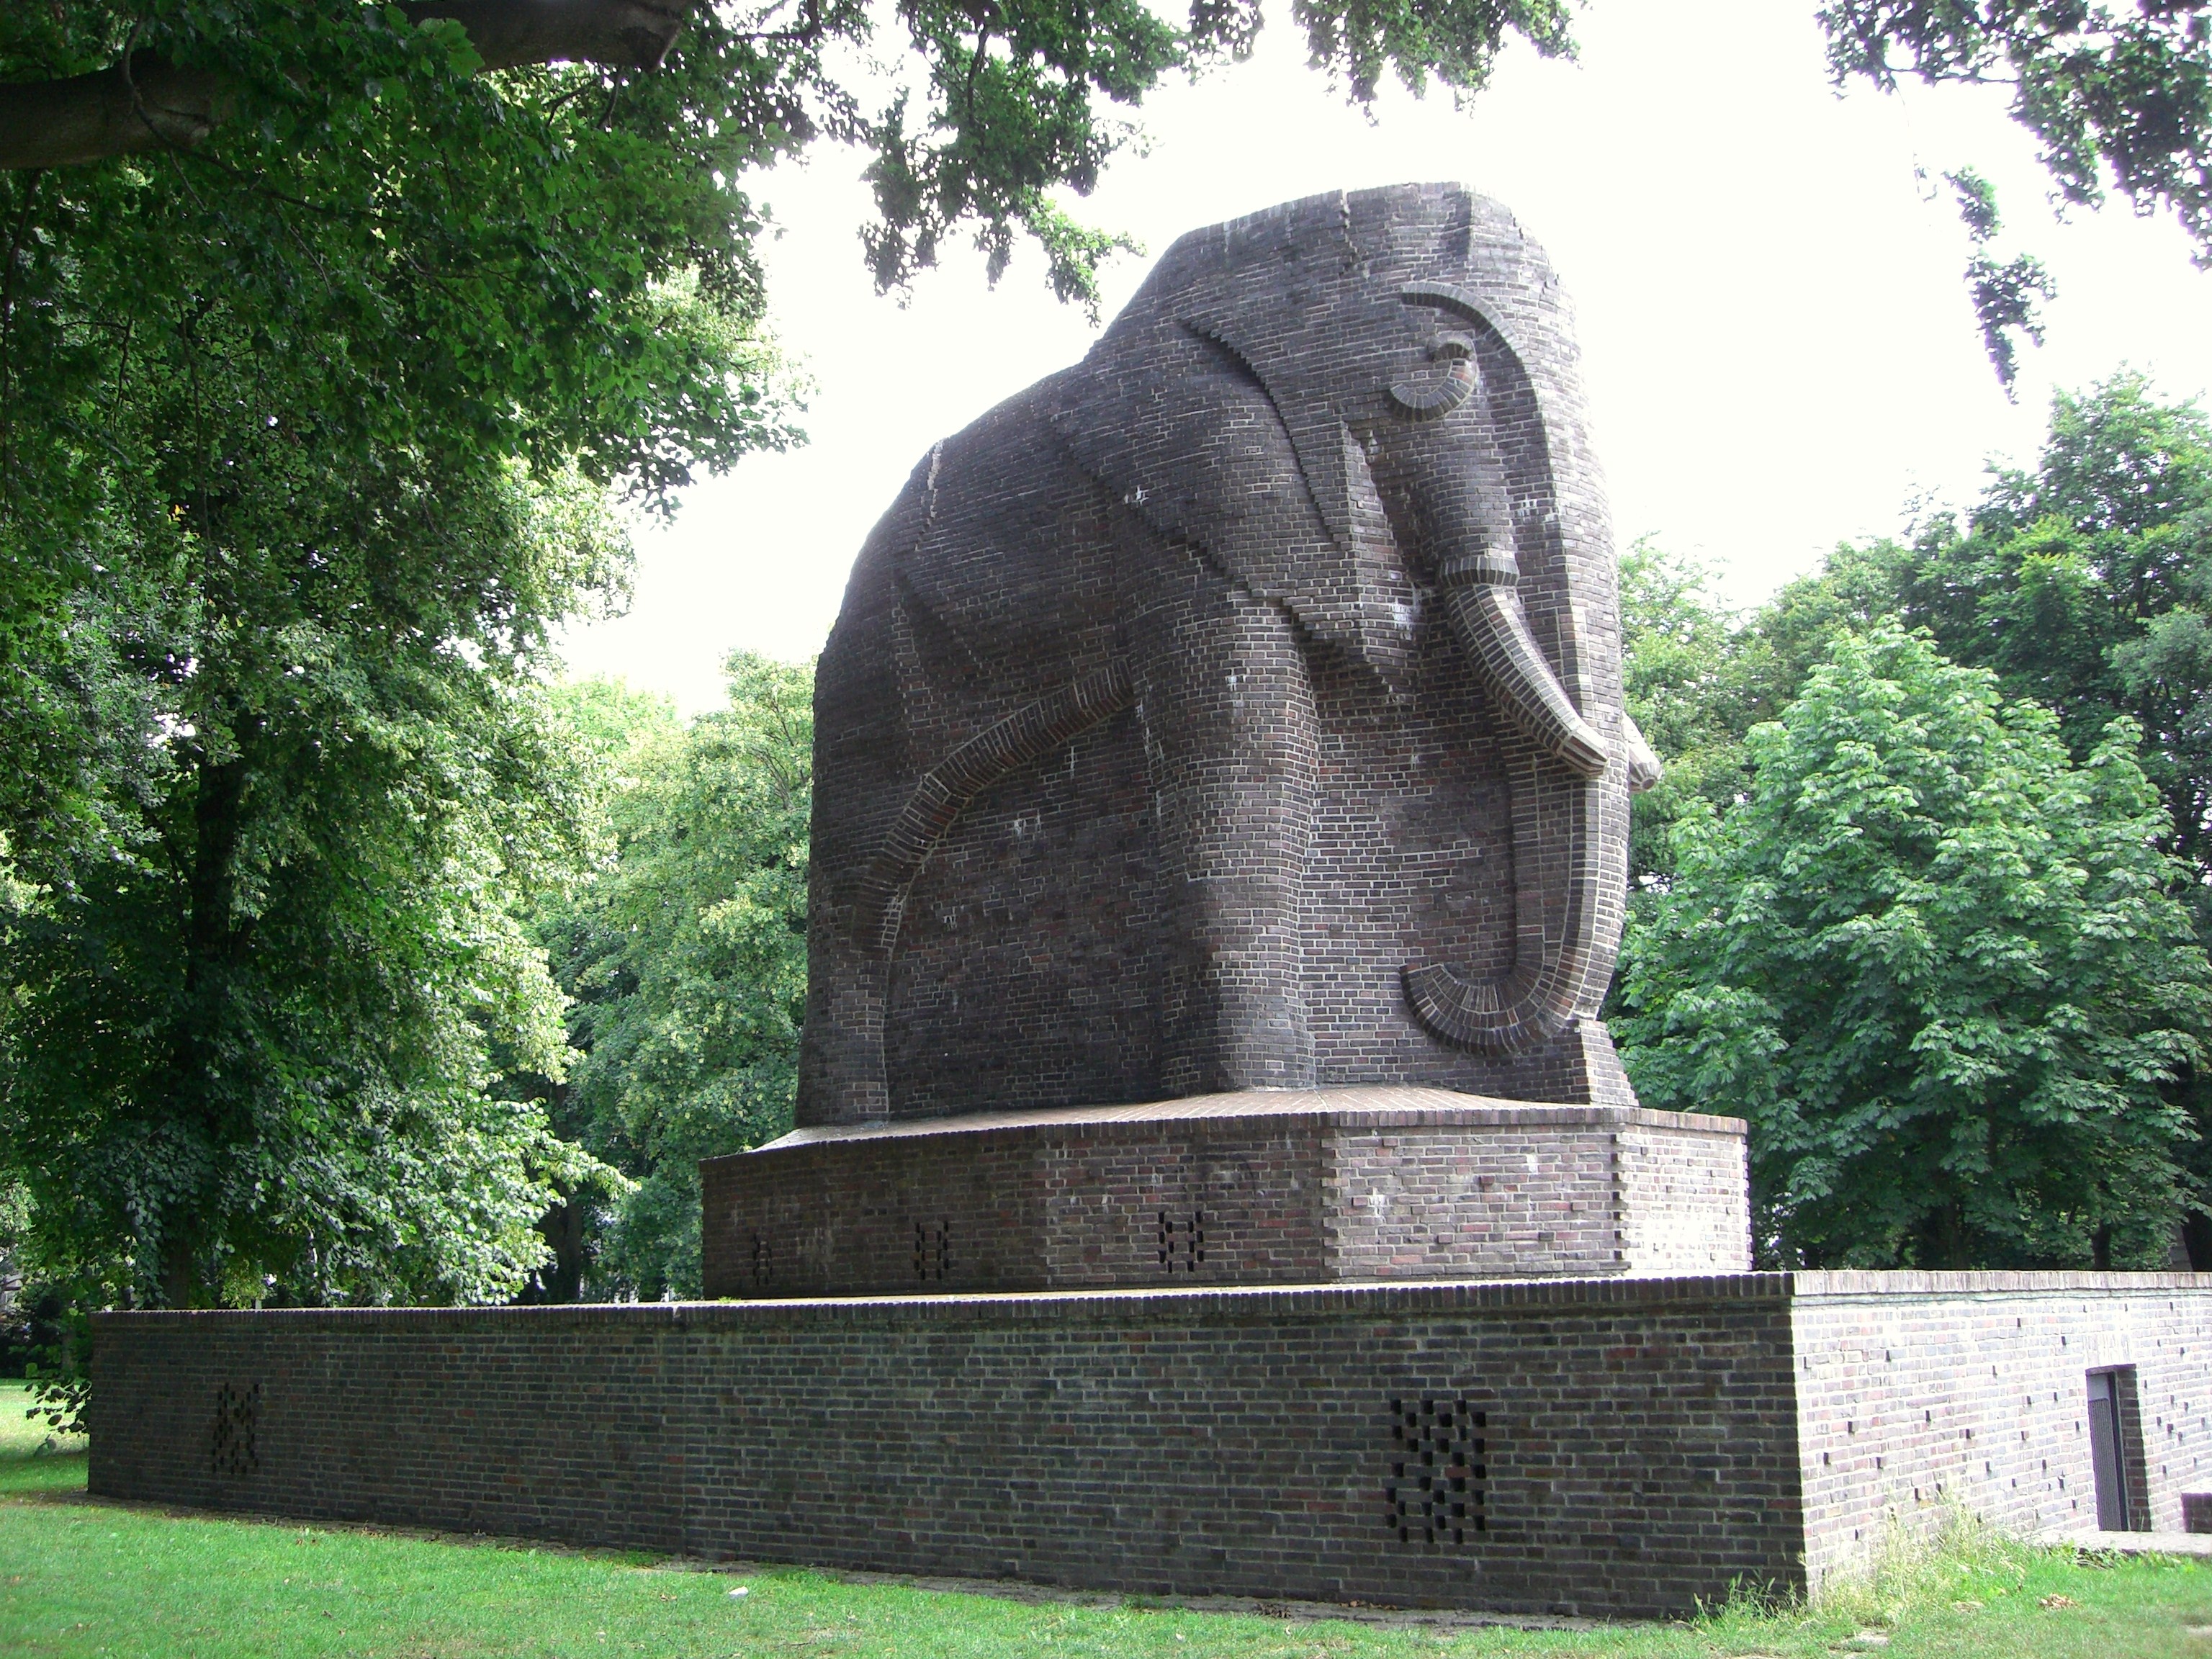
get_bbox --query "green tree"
[1616,380,2212,1265]
[1617,541,1779,892]
[0,2,1578,290]
[495,675,682,1303]
[1629,379,2212,899]
[1885,377,2212,895]
[1943,166,2059,394]
[0,1,797,1318]
[0,456,624,1310]
[1617,625,2209,1269]
[537,653,811,1300]
[1619,539,1951,891]
[0,5,798,902]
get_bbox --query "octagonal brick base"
[700,1087,1748,1300]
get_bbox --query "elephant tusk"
[1403,547,1612,1054]
[1624,711,1662,793]
[1434,557,1606,778]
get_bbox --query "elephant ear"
[1050,319,1413,683]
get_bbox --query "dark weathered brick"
[92,1278,1803,1617]
[799,184,1647,1125]
[90,1274,2212,1615]
[701,1089,1748,1298]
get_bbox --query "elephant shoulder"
[1048,329,1414,684]
[888,382,1122,696]
[1047,330,1316,564]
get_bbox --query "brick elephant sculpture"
[799,183,1658,1125]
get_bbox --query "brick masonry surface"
[93,1278,1802,1618]
[699,1088,1750,1298]
[1790,1273,2212,1587]
[799,184,1650,1126]
[89,1273,2212,1617]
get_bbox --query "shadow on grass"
[5,1405,2209,1659]
[0,1377,86,1500]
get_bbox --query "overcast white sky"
[559,0,2212,712]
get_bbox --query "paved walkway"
[2035,1529,2212,1557]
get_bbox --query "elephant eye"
[1388,337,1478,421]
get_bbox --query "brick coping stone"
[91,1268,2212,1331]
[750,1086,1745,1151]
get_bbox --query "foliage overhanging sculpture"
[799,183,1658,1125]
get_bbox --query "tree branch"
[0,54,232,170]
[402,0,690,74]
[0,1,695,171]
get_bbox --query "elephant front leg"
[1130,570,1319,1096]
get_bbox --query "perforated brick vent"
[211,1381,261,1478]
[914,1220,952,1281]
[1385,1395,1485,1544]
[1157,1210,1205,1272]
[749,1233,773,1290]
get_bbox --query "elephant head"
[1051,183,1658,1057]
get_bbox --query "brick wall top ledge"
[93,1271,1799,1336]
[94,1271,2212,1340]
[1790,1269,2212,1299]
[737,1085,1745,1158]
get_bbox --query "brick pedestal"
[701,1087,1748,1299]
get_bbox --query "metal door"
[2089,1370,2130,1532]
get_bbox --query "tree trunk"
[521,1194,590,1302]
[183,752,246,1006]
[160,1233,205,1310]
[1915,1200,1972,1269]
[158,746,248,1310]
[2184,1210,2212,1271]
[0,1,693,171]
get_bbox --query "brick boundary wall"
[89,1272,2212,1617]
[94,1277,1802,1618]
[1790,1273,2212,1585]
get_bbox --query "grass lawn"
[5,1382,2212,1657]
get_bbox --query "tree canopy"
[1614,541,1785,894]
[1613,377,2212,1268]
[1882,379,2212,900]
[1619,377,2212,889]
[1618,626,2209,1269]
[528,655,811,1300]
[0,1,799,1316]
[4,1,2208,382]
[0,450,623,1310]
[1822,0,2212,262]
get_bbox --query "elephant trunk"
[1403,546,1611,1055]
